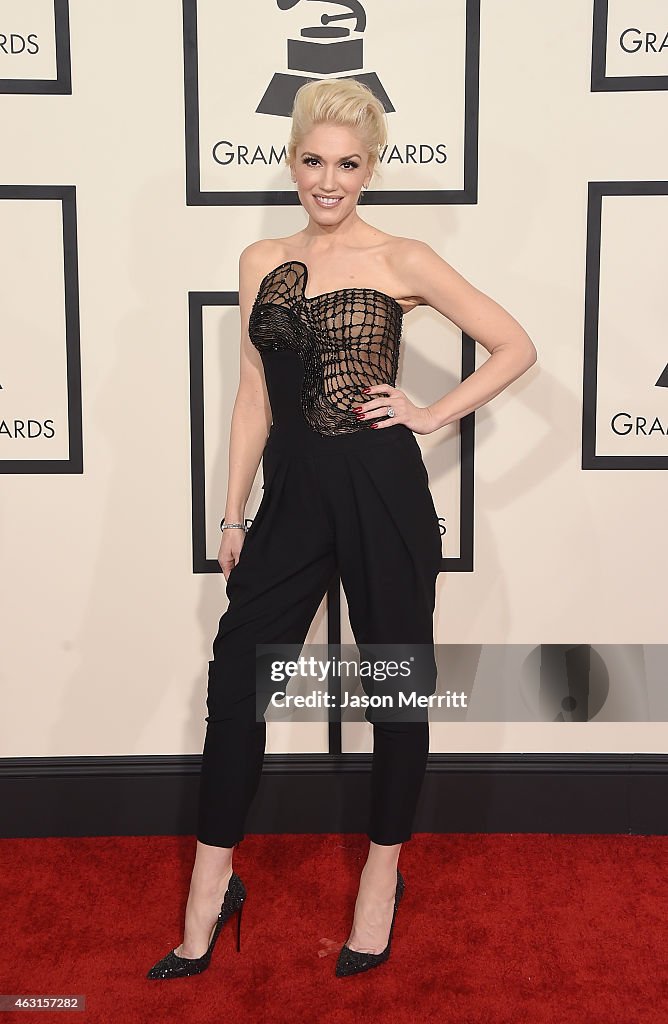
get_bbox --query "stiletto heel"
[235,899,243,952]
[147,871,247,980]
[335,868,405,977]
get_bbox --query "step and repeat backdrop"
[0,0,666,761]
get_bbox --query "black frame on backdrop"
[181,0,481,206]
[0,0,71,95]
[582,179,668,469]
[187,289,475,576]
[0,184,83,474]
[591,0,668,92]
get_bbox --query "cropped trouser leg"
[196,455,337,848]
[324,437,442,846]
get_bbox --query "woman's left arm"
[363,240,538,435]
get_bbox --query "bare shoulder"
[383,235,441,278]
[239,238,284,273]
[387,236,439,270]
[238,239,290,298]
[387,237,468,305]
[375,236,443,309]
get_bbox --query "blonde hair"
[285,78,388,185]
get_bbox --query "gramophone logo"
[592,0,668,92]
[256,0,394,116]
[0,0,71,94]
[183,0,479,205]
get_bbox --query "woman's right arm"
[218,243,274,578]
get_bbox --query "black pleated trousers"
[196,419,442,848]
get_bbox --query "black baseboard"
[2,754,667,839]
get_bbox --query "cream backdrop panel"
[0,0,666,760]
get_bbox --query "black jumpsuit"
[196,259,442,848]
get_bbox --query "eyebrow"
[301,151,362,161]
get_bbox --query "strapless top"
[248,259,404,437]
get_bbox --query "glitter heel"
[335,868,405,977]
[146,871,246,980]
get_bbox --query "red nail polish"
[371,423,378,428]
[362,388,370,393]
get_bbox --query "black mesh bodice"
[248,259,404,436]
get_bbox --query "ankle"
[360,861,398,893]
[363,843,400,874]
[190,863,233,901]
[204,863,233,888]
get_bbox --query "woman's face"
[292,123,373,222]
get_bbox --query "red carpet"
[2,833,667,1023]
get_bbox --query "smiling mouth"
[314,195,343,206]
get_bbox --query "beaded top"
[248,259,404,436]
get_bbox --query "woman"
[147,78,536,980]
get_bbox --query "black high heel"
[335,868,405,977]
[146,871,246,980]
